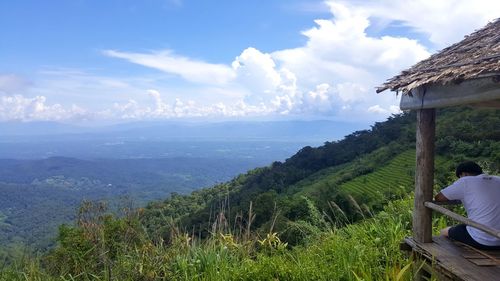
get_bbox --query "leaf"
[396,262,412,281]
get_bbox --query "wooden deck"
[404,236,500,280]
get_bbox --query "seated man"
[435,161,500,250]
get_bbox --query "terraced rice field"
[339,150,416,201]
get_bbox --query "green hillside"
[290,149,416,202]
[1,107,499,280]
[340,150,417,205]
[140,107,497,243]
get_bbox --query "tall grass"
[0,195,430,281]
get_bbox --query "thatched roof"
[377,18,500,94]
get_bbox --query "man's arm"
[434,192,449,202]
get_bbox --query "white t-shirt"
[441,174,500,246]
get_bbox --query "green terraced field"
[287,147,416,199]
[339,150,416,203]
[286,148,450,210]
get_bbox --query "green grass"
[1,149,458,280]
[0,195,436,281]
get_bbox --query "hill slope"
[1,107,498,280]
[141,107,499,242]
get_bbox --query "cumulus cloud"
[273,1,430,89]
[0,95,87,121]
[232,48,282,97]
[106,90,245,119]
[226,1,430,119]
[97,0,496,121]
[5,0,496,122]
[336,0,500,48]
[368,104,401,115]
[147,89,170,116]
[110,99,146,119]
[302,83,334,112]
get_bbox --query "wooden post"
[413,108,435,243]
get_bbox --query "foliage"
[140,108,499,244]
[141,111,420,240]
[41,201,147,278]
[1,196,421,281]
[0,157,263,252]
[1,107,498,280]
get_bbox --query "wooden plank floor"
[404,236,500,280]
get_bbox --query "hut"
[377,19,500,280]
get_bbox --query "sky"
[0,0,499,124]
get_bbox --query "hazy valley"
[0,120,362,252]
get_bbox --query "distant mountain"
[0,120,368,142]
[0,120,369,160]
[0,121,89,136]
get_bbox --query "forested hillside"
[0,157,265,254]
[141,107,499,243]
[1,107,498,280]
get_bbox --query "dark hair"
[456,161,483,177]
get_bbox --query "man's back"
[442,174,500,246]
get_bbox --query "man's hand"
[434,192,449,202]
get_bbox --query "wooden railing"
[425,201,500,240]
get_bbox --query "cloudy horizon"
[1,0,498,124]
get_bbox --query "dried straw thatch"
[377,18,500,94]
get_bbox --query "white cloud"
[5,1,497,122]
[28,69,147,109]
[232,48,282,96]
[334,82,368,103]
[147,89,171,116]
[96,1,496,122]
[368,104,401,115]
[0,95,88,121]
[110,99,147,119]
[337,0,500,48]
[104,90,267,119]
[274,2,431,79]
[103,49,236,85]
[301,83,334,113]
[265,1,430,118]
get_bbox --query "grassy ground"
[0,195,434,281]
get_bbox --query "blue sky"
[0,0,498,124]
[1,1,328,71]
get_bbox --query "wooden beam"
[400,76,500,110]
[430,200,461,206]
[469,99,500,108]
[414,108,435,243]
[425,202,500,239]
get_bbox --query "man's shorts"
[448,224,500,250]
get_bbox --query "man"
[435,161,500,250]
